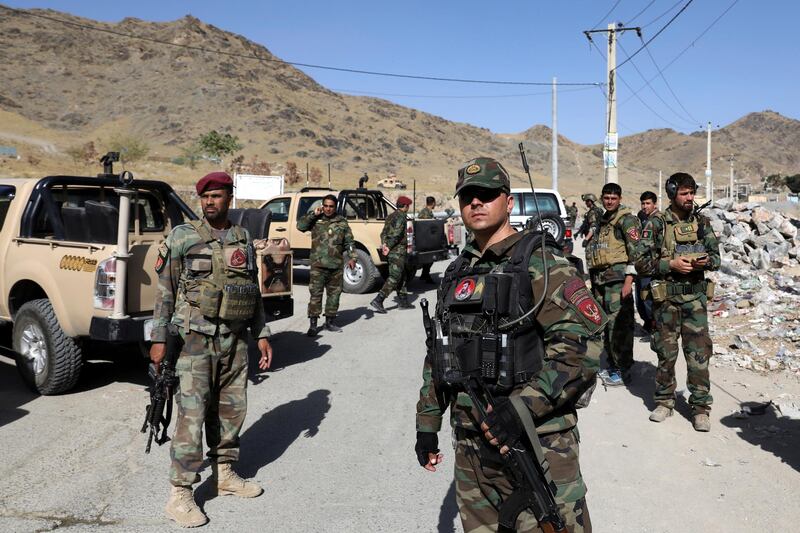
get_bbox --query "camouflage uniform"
[577,205,604,240]
[417,206,435,281]
[417,232,606,533]
[585,207,641,374]
[378,209,409,298]
[566,205,579,228]
[297,210,355,318]
[152,219,270,487]
[634,207,720,414]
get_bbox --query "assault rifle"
[141,323,183,453]
[420,299,566,533]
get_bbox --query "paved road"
[1,256,798,532]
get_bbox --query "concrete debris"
[706,202,800,375]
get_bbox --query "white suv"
[509,188,573,248]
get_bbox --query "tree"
[65,142,98,168]
[107,133,149,164]
[285,161,300,185]
[180,143,203,169]
[783,174,800,194]
[197,130,243,160]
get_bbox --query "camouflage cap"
[454,157,511,197]
[581,193,597,203]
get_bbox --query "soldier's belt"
[665,280,707,296]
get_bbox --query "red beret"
[196,172,233,195]
[396,195,413,207]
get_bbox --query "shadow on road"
[437,480,459,533]
[720,403,800,473]
[334,306,373,327]
[195,389,332,506]
[71,342,150,393]
[0,356,38,428]
[623,360,657,412]
[247,331,331,385]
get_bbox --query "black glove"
[483,397,524,448]
[415,431,439,467]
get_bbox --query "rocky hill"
[0,6,798,200]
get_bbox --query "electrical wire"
[617,41,696,126]
[641,0,685,28]
[622,0,740,107]
[639,36,701,124]
[589,0,624,31]
[332,86,598,100]
[0,5,601,87]
[624,0,657,25]
[615,0,694,71]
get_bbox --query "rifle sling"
[509,393,555,489]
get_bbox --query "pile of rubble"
[703,201,800,375]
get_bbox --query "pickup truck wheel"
[343,249,381,294]
[13,299,83,395]
[526,214,566,246]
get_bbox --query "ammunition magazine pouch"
[651,279,709,302]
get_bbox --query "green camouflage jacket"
[416,231,606,436]
[634,206,720,301]
[589,206,642,285]
[417,207,434,220]
[151,219,270,342]
[578,205,604,237]
[381,209,408,255]
[297,211,356,269]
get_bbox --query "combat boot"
[324,317,342,332]
[211,462,263,498]
[164,485,208,528]
[307,317,318,337]
[369,294,387,314]
[649,405,673,422]
[692,413,711,432]
[397,295,415,309]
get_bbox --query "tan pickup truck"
[0,157,292,395]
[260,186,462,293]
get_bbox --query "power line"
[638,36,700,124]
[624,0,657,25]
[615,0,694,71]
[0,5,601,87]
[641,0,684,28]
[333,86,597,100]
[622,0,740,108]
[590,0,623,30]
[617,41,696,126]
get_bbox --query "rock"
[748,247,771,270]
[779,219,798,239]
[721,211,738,223]
[710,219,725,236]
[766,358,781,371]
[730,222,751,241]
[769,212,787,230]
[736,300,752,309]
[755,221,771,236]
[750,206,770,221]
[723,236,744,254]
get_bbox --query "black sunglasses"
[458,187,504,204]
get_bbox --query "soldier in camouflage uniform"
[150,172,273,528]
[417,196,437,284]
[577,194,603,242]
[370,195,414,313]
[584,183,641,387]
[415,157,606,532]
[567,202,579,228]
[634,173,720,432]
[297,194,356,336]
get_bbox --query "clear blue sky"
[4,0,798,144]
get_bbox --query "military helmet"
[581,193,597,203]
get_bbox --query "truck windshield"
[0,185,15,231]
[263,198,290,222]
[297,197,324,219]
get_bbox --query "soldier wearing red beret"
[370,195,415,313]
[151,171,274,527]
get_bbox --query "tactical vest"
[433,231,557,393]
[586,207,632,270]
[659,213,707,260]
[181,220,260,321]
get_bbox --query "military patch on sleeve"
[642,228,652,240]
[627,227,641,241]
[155,244,169,273]
[563,277,603,325]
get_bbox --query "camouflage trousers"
[170,329,248,486]
[378,251,409,298]
[651,296,713,414]
[591,281,634,371]
[308,265,344,318]
[454,428,591,533]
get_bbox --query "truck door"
[262,196,291,239]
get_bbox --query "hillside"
[0,6,798,203]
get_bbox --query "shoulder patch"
[155,243,169,273]
[627,227,640,241]
[563,277,603,326]
[642,228,652,240]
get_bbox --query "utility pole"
[658,170,663,210]
[551,76,558,191]
[729,154,735,202]
[705,121,712,202]
[584,23,641,185]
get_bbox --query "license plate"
[143,319,154,341]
